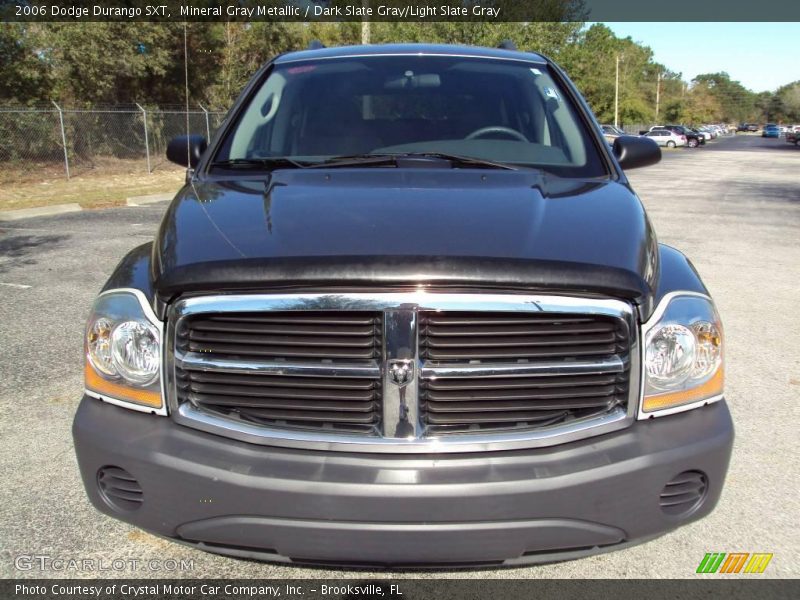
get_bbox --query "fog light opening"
[659,470,707,517]
[96,466,143,513]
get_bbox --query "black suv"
[73,43,733,568]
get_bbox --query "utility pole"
[361,0,370,44]
[614,54,621,128]
[655,72,662,122]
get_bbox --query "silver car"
[644,128,686,148]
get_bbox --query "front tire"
[666,141,676,148]
[688,138,698,148]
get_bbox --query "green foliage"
[0,24,51,103]
[0,21,786,126]
[692,72,757,122]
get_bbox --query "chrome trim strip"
[167,292,638,453]
[382,309,420,438]
[177,402,629,453]
[176,352,381,379]
[421,356,627,379]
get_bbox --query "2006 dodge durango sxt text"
[73,43,733,567]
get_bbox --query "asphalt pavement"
[0,133,797,579]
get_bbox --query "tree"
[773,81,800,123]
[692,72,757,122]
[680,82,723,124]
[27,23,222,106]
[0,23,51,104]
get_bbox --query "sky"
[602,23,797,93]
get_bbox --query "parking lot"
[0,133,797,579]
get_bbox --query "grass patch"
[0,158,185,211]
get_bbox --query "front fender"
[100,242,161,316]
[647,243,710,320]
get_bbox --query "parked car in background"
[746,123,760,132]
[659,125,704,148]
[786,130,799,145]
[695,127,714,141]
[644,128,687,147]
[601,124,625,143]
[762,124,780,138]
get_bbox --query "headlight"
[641,293,723,416]
[84,290,164,412]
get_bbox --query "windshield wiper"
[308,153,520,171]
[210,157,311,170]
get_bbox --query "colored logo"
[696,552,773,574]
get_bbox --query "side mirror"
[166,135,207,168]
[613,135,661,170]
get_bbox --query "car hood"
[152,169,658,308]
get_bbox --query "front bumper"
[73,396,734,567]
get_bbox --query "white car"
[696,129,713,141]
[643,128,686,148]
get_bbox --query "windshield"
[215,55,606,177]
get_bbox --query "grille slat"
[180,311,381,360]
[425,384,618,401]
[426,373,618,390]
[426,322,616,337]
[425,332,617,349]
[424,316,599,326]
[189,382,376,402]
[419,310,629,434]
[186,341,378,360]
[427,409,570,425]
[187,371,378,390]
[423,343,619,361]
[177,311,383,434]
[189,393,377,413]
[236,407,379,424]
[191,321,376,336]
[420,311,626,362]
[427,397,616,412]
[189,331,378,348]
[204,315,377,326]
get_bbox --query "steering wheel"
[464,126,529,142]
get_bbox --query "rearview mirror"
[613,135,661,170]
[166,135,207,168]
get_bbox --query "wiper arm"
[210,157,311,170]
[308,153,519,170]
[404,152,520,170]
[305,154,400,169]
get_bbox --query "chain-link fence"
[0,104,228,179]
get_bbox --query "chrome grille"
[420,311,626,360]
[175,311,383,434]
[179,311,382,360]
[168,293,638,453]
[419,311,630,434]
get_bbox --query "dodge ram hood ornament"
[387,359,414,387]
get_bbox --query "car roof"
[274,43,548,65]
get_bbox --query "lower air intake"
[660,470,707,516]
[97,466,143,512]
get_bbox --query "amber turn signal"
[84,363,162,409]
[642,366,724,413]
